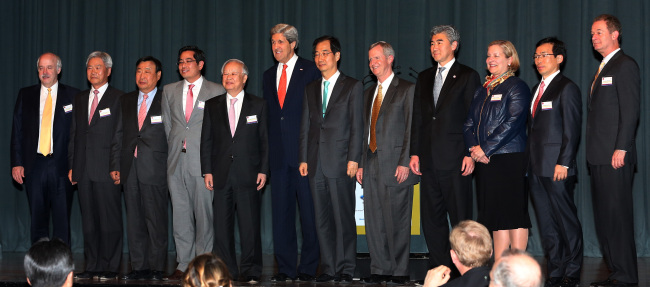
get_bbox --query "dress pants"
[168,153,214,271]
[589,163,638,284]
[529,174,582,279]
[310,160,357,277]
[77,177,123,272]
[363,151,413,276]
[24,155,73,245]
[124,158,169,271]
[270,164,319,277]
[213,169,263,280]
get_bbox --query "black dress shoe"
[387,276,409,285]
[245,276,260,284]
[315,274,336,283]
[74,271,99,280]
[590,278,637,287]
[561,277,580,287]
[121,270,151,280]
[271,273,292,282]
[545,277,563,287]
[98,272,118,280]
[163,269,185,281]
[295,273,314,282]
[150,270,164,281]
[338,274,353,284]
[362,274,389,284]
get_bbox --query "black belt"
[37,153,53,158]
[181,148,187,153]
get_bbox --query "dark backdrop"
[1,0,648,258]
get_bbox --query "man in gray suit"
[357,41,418,285]
[161,46,225,281]
[299,35,363,283]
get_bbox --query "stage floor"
[0,253,647,286]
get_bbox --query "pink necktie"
[135,94,148,157]
[229,98,238,137]
[89,90,99,124]
[185,84,194,123]
[532,81,545,118]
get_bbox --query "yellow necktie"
[369,84,383,152]
[590,61,605,95]
[39,88,53,155]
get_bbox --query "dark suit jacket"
[586,50,640,166]
[200,93,269,190]
[360,76,419,187]
[11,83,79,176]
[263,57,321,170]
[110,89,168,185]
[410,61,481,170]
[527,73,582,178]
[69,85,124,182]
[442,266,490,287]
[298,73,363,178]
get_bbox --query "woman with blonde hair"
[183,253,231,287]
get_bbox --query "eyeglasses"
[533,53,555,60]
[313,51,332,58]
[177,59,196,65]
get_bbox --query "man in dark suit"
[11,53,79,246]
[528,37,583,287]
[68,51,124,280]
[298,35,363,283]
[587,14,640,287]
[357,41,418,285]
[409,25,481,276]
[262,23,321,282]
[161,46,225,281]
[109,56,168,281]
[201,59,268,283]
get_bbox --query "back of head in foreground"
[490,249,542,287]
[183,253,232,287]
[24,239,74,287]
[450,220,493,270]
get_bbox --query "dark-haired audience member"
[24,239,74,287]
[161,46,225,281]
[183,253,232,287]
[489,249,542,287]
[424,220,492,287]
[110,56,168,280]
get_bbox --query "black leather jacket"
[463,76,531,157]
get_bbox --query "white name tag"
[63,104,73,113]
[491,94,502,102]
[601,76,613,86]
[541,101,552,111]
[99,108,111,117]
[246,115,258,124]
[151,115,162,124]
[197,101,205,109]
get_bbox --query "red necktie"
[532,81,545,118]
[89,90,99,124]
[135,94,148,157]
[278,64,288,108]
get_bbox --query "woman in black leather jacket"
[463,40,531,262]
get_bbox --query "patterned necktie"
[229,98,238,137]
[369,83,383,152]
[39,88,53,155]
[134,94,148,157]
[89,90,99,124]
[278,64,288,108]
[532,81,545,118]
[590,61,605,95]
[433,67,446,106]
[322,80,330,118]
[185,84,194,123]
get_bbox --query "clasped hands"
[469,145,490,164]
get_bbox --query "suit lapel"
[435,62,459,112]
[379,77,398,117]
[90,86,113,126]
[325,74,345,117]
[140,90,163,131]
[234,94,251,137]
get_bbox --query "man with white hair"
[490,250,543,287]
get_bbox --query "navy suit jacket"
[11,83,79,176]
[527,73,582,177]
[263,56,321,170]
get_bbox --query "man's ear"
[63,271,74,287]
[26,277,32,286]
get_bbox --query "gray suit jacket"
[162,77,225,176]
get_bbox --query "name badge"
[151,115,162,124]
[246,115,258,124]
[99,108,111,117]
[63,104,73,113]
[601,76,613,86]
[491,94,502,102]
[541,101,552,111]
[197,101,205,109]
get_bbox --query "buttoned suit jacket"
[162,78,225,176]
[69,85,124,182]
[360,76,419,187]
[586,50,640,165]
[298,73,363,178]
[110,89,168,185]
[12,83,79,176]
[527,73,582,178]
[200,93,269,190]
[410,61,481,170]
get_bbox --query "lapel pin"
[453,75,456,78]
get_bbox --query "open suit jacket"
[527,73,582,177]
[110,89,167,185]
[360,76,419,187]
[298,73,363,178]
[200,93,269,189]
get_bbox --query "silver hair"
[36,53,62,70]
[430,25,461,51]
[492,250,542,287]
[221,59,249,75]
[369,41,395,58]
[270,23,299,50]
[86,51,113,68]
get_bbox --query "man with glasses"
[161,46,225,281]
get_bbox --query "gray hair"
[369,41,395,58]
[270,23,299,50]
[86,51,113,68]
[221,59,249,75]
[430,25,460,51]
[36,53,62,70]
[492,250,542,287]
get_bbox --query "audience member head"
[449,220,493,270]
[489,249,542,287]
[24,238,74,287]
[183,253,231,287]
